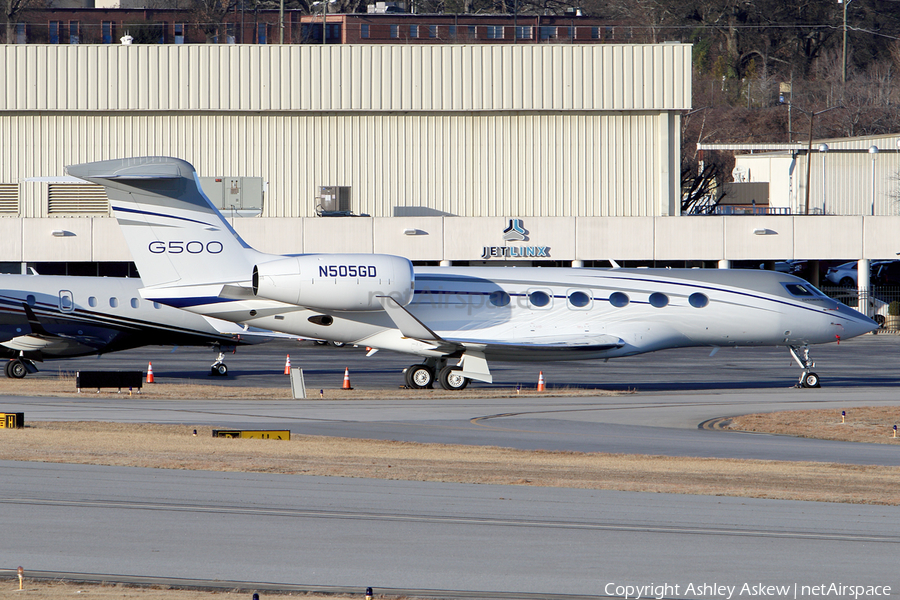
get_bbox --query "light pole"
[869,145,878,215]
[794,105,841,215]
[819,143,828,214]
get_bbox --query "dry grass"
[0,580,354,600]
[726,406,900,444]
[2,421,900,506]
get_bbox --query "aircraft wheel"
[8,360,28,379]
[331,341,346,347]
[314,340,328,346]
[4,360,13,378]
[405,364,434,389]
[210,363,228,376]
[439,366,469,391]
[801,372,820,388]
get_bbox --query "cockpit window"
[783,283,816,297]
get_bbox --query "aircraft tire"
[405,364,434,389]
[210,363,228,376]
[8,360,28,379]
[4,360,13,378]
[438,366,469,391]
[801,372,820,388]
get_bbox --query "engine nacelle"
[252,254,415,310]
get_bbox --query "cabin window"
[131,298,140,309]
[649,292,669,308]
[489,290,510,307]
[153,302,162,309]
[689,292,709,308]
[26,294,36,306]
[567,290,591,308]
[609,292,629,308]
[88,296,97,307]
[109,297,118,308]
[528,290,551,308]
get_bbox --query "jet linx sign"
[481,219,550,259]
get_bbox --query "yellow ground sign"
[1,413,24,429]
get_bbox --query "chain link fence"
[820,285,900,331]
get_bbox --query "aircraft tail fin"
[67,157,264,289]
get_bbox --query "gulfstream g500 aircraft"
[68,157,876,390]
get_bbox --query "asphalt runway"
[2,334,900,598]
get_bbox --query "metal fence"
[820,286,900,330]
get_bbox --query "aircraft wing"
[378,295,624,355]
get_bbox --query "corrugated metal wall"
[0,43,689,218]
[8,112,670,218]
[0,44,691,112]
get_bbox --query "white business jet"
[68,157,877,390]
[0,273,281,378]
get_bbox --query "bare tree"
[3,0,45,43]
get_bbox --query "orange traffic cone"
[284,355,291,375]
[146,362,154,383]
[342,367,353,390]
[537,371,545,391]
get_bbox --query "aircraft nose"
[835,304,879,339]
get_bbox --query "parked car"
[872,261,900,286]
[825,261,860,286]
[825,260,897,287]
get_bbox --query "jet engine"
[252,254,415,310]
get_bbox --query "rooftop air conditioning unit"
[319,186,351,214]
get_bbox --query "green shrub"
[889,301,900,316]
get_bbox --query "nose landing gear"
[789,345,820,388]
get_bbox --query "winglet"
[377,296,444,342]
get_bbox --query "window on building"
[360,23,369,38]
[101,21,113,44]
[486,25,503,39]
[15,23,26,43]
[428,25,437,38]
[468,25,476,38]
[604,26,613,39]
[515,26,531,40]
[328,23,340,41]
[539,26,555,40]
[390,24,398,38]
[410,24,418,38]
[257,22,267,43]
[49,21,61,44]
[448,25,456,38]
[174,23,185,44]
[69,21,80,44]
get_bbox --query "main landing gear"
[4,358,36,379]
[210,351,228,376]
[789,345,820,388]
[403,359,470,391]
